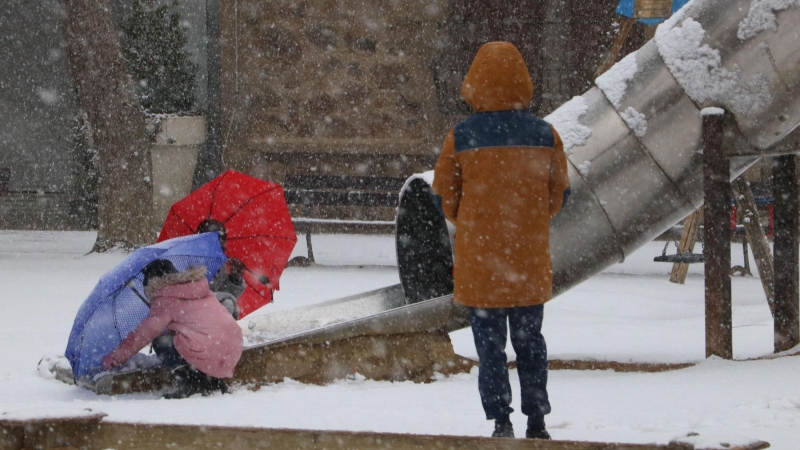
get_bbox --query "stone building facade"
[1,0,649,228]
[218,0,648,221]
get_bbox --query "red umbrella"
[158,170,297,317]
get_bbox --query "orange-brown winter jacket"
[432,42,570,308]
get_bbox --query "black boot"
[202,376,229,395]
[491,416,515,438]
[163,366,205,399]
[215,378,229,394]
[525,415,551,440]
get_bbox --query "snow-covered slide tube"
[243,0,800,346]
[398,0,800,303]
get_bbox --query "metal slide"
[241,0,800,351]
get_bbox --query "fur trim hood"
[145,265,208,300]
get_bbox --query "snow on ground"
[1,231,798,448]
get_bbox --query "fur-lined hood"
[145,266,208,300]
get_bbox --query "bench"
[284,174,404,265]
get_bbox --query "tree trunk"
[61,0,153,250]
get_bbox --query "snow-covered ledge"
[150,115,205,228]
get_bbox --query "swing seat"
[654,253,704,264]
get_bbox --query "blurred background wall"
[0,0,653,229]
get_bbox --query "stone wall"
[0,0,652,228]
[219,0,448,181]
[431,0,648,117]
[217,0,649,220]
[219,1,647,162]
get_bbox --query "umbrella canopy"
[158,170,297,317]
[65,233,227,379]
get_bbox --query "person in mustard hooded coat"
[432,42,570,439]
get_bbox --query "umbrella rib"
[170,210,196,234]
[76,325,86,379]
[221,185,280,225]
[245,279,272,302]
[112,293,123,341]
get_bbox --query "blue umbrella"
[65,232,228,380]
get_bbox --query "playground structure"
[239,0,800,360]
[18,3,798,450]
[50,0,800,394]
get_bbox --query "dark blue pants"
[152,334,188,369]
[469,305,551,420]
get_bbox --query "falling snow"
[3,0,800,448]
[1,231,798,449]
[35,87,60,106]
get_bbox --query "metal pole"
[703,111,732,359]
[773,154,799,353]
[193,0,224,190]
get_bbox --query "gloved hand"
[228,258,245,276]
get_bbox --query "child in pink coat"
[102,259,244,398]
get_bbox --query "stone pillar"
[151,116,206,228]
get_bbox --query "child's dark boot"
[491,415,515,438]
[202,376,229,395]
[525,415,551,440]
[163,366,204,399]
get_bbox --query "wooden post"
[670,209,703,284]
[703,111,732,359]
[732,177,775,315]
[772,154,799,352]
[594,17,637,79]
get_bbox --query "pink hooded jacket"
[103,266,244,378]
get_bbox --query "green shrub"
[120,0,198,114]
